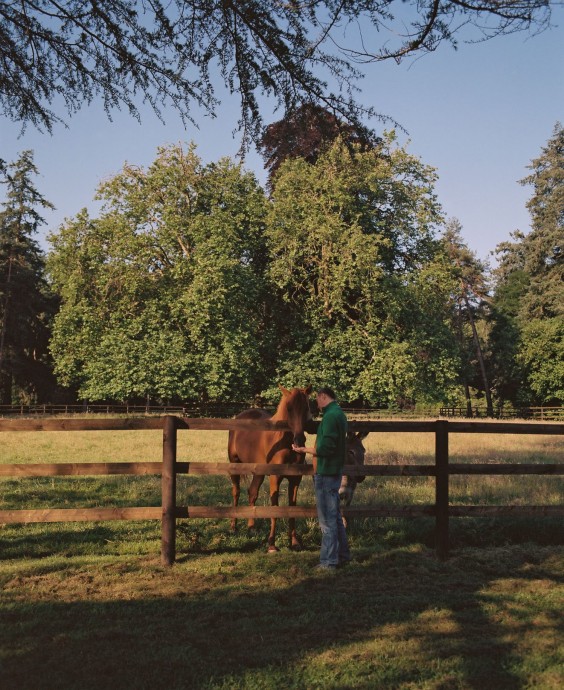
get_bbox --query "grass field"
[0,423,563,689]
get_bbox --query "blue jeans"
[314,474,350,567]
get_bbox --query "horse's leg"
[342,478,356,529]
[288,477,302,550]
[267,475,282,553]
[247,473,265,530]
[230,474,240,532]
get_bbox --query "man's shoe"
[314,563,337,572]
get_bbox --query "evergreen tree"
[493,123,564,405]
[488,266,530,406]
[519,122,564,320]
[0,150,55,403]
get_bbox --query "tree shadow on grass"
[0,522,161,559]
[1,545,562,690]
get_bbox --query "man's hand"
[292,444,315,455]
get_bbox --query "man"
[293,387,350,570]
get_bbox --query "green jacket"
[315,401,348,475]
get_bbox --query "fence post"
[435,420,449,560]
[161,415,177,567]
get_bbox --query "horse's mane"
[275,388,309,418]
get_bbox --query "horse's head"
[339,431,368,506]
[278,384,313,446]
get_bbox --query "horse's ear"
[357,431,369,440]
[304,385,313,395]
[278,384,291,396]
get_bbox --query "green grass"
[0,426,563,689]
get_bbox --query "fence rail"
[2,417,563,434]
[0,417,562,564]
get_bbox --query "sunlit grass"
[1,425,561,465]
[0,429,230,464]
[359,428,563,509]
[363,428,563,465]
[1,426,561,515]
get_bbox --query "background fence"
[2,403,562,420]
[0,417,562,564]
[439,406,564,420]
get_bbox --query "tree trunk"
[464,295,494,417]
[0,253,14,404]
[464,382,473,418]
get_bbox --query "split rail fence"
[0,417,562,564]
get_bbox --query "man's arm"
[292,444,317,473]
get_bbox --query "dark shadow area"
[449,516,564,548]
[0,523,161,559]
[0,477,161,509]
[1,546,562,689]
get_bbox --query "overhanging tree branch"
[0,0,555,140]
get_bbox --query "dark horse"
[339,431,368,528]
[227,385,312,553]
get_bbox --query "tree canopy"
[442,220,494,415]
[6,120,563,409]
[45,135,467,406]
[258,103,378,188]
[0,1,554,140]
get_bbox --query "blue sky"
[1,8,563,265]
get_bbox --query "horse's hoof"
[267,545,279,554]
[290,543,302,552]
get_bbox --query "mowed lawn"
[0,422,562,689]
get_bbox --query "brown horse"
[227,385,313,552]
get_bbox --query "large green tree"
[0,150,56,403]
[1,1,553,139]
[266,134,461,407]
[48,144,273,402]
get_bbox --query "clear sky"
[1,8,563,265]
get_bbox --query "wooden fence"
[0,417,562,565]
